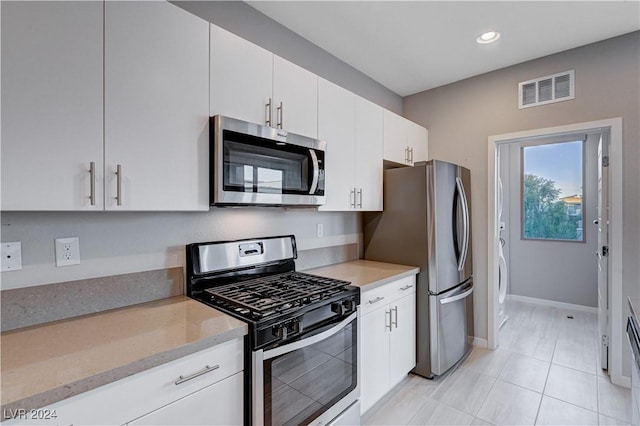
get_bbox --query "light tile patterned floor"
[362,299,632,425]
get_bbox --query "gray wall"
[0,210,360,289]
[173,1,403,114]
[501,135,599,308]
[404,32,640,347]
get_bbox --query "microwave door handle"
[309,149,319,194]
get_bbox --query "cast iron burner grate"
[203,272,350,319]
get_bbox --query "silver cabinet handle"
[385,309,392,331]
[368,296,385,305]
[409,147,414,163]
[404,147,409,163]
[277,101,283,129]
[400,284,413,291]
[115,164,122,206]
[88,162,96,206]
[350,188,356,208]
[265,98,272,126]
[174,364,220,385]
[392,306,398,328]
[357,188,363,208]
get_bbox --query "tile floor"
[362,299,632,425]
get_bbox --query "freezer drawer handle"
[399,285,413,291]
[174,364,220,385]
[368,296,385,305]
[440,286,474,305]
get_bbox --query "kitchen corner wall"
[0,210,360,289]
[404,31,640,376]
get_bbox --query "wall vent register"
[518,70,575,109]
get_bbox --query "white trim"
[487,117,625,384]
[507,294,598,314]
[472,337,488,348]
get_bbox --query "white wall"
[501,135,599,307]
[404,32,640,376]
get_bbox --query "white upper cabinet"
[104,1,209,211]
[355,97,384,211]
[210,25,318,139]
[210,24,273,125]
[1,1,104,211]
[383,110,428,166]
[272,56,319,138]
[318,80,383,212]
[318,79,356,211]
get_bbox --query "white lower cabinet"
[5,338,244,426]
[127,372,243,425]
[360,276,416,414]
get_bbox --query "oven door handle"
[263,311,357,360]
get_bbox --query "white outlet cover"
[1,242,23,272]
[55,237,80,267]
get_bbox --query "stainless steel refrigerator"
[364,160,473,378]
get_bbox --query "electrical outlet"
[1,242,22,272]
[316,223,324,238]
[55,237,80,267]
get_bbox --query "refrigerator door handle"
[456,177,470,272]
[440,285,473,305]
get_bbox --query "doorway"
[487,118,626,386]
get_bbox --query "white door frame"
[487,117,626,386]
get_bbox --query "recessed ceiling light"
[477,31,501,44]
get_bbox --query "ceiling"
[247,1,640,97]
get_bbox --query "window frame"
[520,137,587,243]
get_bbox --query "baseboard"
[472,337,488,348]
[611,373,631,389]
[508,294,598,314]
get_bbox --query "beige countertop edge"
[305,260,420,292]
[0,325,247,415]
[352,268,420,292]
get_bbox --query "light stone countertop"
[306,259,419,291]
[1,295,247,414]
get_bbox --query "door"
[355,96,384,211]
[104,1,209,211]
[429,281,474,375]
[210,24,273,125]
[1,1,104,211]
[360,306,390,414]
[597,134,610,370]
[428,161,472,294]
[389,292,417,384]
[272,56,318,138]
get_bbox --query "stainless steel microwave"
[210,116,326,206]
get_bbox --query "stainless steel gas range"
[186,235,361,426]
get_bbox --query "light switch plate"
[1,242,23,272]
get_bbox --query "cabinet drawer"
[360,275,416,316]
[9,338,243,426]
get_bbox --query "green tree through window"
[521,140,584,241]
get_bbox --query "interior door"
[596,134,610,371]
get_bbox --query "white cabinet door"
[273,56,318,138]
[210,24,273,125]
[360,306,391,414]
[128,372,243,426]
[318,79,355,211]
[1,1,104,211]
[382,109,408,166]
[389,292,417,384]
[355,97,383,211]
[407,121,428,164]
[104,1,209,211]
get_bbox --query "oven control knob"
[331,302,346,316]
[277,326,288,340]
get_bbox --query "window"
[521,140,584,242]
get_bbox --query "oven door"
[212,115,326,206]
[253,310,360,426]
